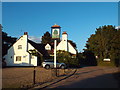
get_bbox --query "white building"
[57,32,77,55]
[4,24,77,66]
[4,32,49,66]
[45,24,77,56]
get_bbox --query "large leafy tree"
[85,25,120,66]
[41,31,52,44]
[1,24,17,57]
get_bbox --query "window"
[46,46,50,50]
[16,56,21,61]
[45,44,51,50]
[18,45,22,49]
[31,55,34,59]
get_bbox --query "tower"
[62,32,68,41]
[51,24,61,42]
[57,31,68,52]
[62,32,68,51]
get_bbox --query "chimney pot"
[24,32,28,35]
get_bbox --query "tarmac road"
[46,66,119,88]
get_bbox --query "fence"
[2,67,74,89]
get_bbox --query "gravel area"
[2,67,74,89]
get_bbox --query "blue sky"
[2,2,118,52]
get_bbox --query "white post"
[54,40,57,68]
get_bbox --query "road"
[46,66,119,88]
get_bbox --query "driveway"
[45,66,119,88]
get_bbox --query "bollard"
[64,68,65,75]
[55,68,57,77]
[52,68,57,77]
[33,67,36,85]
[57,69,59,76]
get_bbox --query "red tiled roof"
[51,24,61,28]
[62,32,67,34]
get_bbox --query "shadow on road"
[55,72,120,88]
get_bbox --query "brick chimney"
[24,32,28,35]
[23,32,28,52]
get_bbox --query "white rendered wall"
[68,42,77,54]
[28,43,37,66]
[57,33,77,54]
[62,34,68,41]
[5,35,28,66]
[57,34,68,51]
[13,35,28,54]
[31,56,37,66]
[4,47,15,66]
[57,40,68,51]
[57,41,77,54]
[5,35,37,66]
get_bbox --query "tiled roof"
[28,40,49,57]
[62,32,67,34]
[51,24,61,28]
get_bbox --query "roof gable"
[28,40,49,57]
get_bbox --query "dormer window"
[18,45,22,49]
[45,44,51,50]
[46,46,50,50]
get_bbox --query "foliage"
[56,50,80,67]
[78,51,97,66]
[1,25,17,57]
[28,49,44,66]
[83,50,97,66]
[28,49,39,56]
[77,52,85,63]
[41,31,52,44]
[68,40,77,49]
[41,31,77,48]
[85,25,120,67]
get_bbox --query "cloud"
[28,36,41,43]
[115,26,120,29]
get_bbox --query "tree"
[41,31,52,44]
[2,25,17,57]
[85,25,120,66]
[28,49,44,66]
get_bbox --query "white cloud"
[115,26,120,29]
[28,36,41,43]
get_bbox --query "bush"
[69,58,80,68]
[57,50,79,68]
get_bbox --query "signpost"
[54,40,57,68]
[51,24,61,76]
[53,39,57,76]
